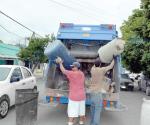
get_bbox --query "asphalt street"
[1,77,150,125]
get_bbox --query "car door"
[10,67,23,105]
[21,67,35,89]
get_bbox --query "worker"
[89,58,114,125]
[56,57,86,125]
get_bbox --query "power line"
[66,0,112,20]
[47,0,116,22]
[47,0,101,22]
[0,24,24,38]
[0,10,43,38]
[77,0,117,17]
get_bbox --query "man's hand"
[55,57,66,73]
[55,57,63,64]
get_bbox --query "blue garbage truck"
[44,23,125,111]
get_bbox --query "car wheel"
[0,97,9,118]
[146,87,150,96]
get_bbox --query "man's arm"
[59,63,66,74]
[103,59,114,72]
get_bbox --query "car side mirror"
[10,76,20,83]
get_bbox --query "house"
[0,42,21,65]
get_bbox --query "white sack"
[98,38,125,63]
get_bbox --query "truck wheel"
[0,97,9,118]
[146,87,150,96]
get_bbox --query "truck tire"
[146,87,150,96]
[0,96,9,118]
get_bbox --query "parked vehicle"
[120,74,134,91]
[0,65,37,118]
[138,74,150,96]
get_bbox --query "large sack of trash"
[98,38,125,63]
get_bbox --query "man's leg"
[68,117,74,125]
[79,100,86,124]
[79,116,85,124]
[90,103,95,125]
[93,105,102,125]
[68,99,78,125]
[90,93,102,125]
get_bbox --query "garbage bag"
[98,38,125,63]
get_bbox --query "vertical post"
[113,55,121,93]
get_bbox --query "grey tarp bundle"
[44,40,76,89]
[44,40,76,70]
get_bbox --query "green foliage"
[122,39,144,73]
[120,9,144,40]
[140,0,150,39]
[141,42,150,77]
[121,0,150,78]
[141,0,150,18]
[18,36,51,64]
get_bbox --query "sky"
[0,0,141,45]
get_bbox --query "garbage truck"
[43,23,126,111]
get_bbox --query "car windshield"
[121,74,129,79]
[0,67,11,81]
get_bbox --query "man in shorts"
[56,57,86,125]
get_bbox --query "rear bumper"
[120,84,134,90]
[45,96,117,108]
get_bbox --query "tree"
[121,0,150,77]
[122,39,144,73]
[120,9,144,40]
[141,42,150,77]
[121,0,150,41]
[18,35,53,72]
[141,0,150,40]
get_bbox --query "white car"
[0,65,37,118]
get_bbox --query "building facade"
[0,43,20,65]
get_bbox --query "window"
[121,74,129,79]
[22,68,32,78]
[11,68,23,80]
[0,67,11,81]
